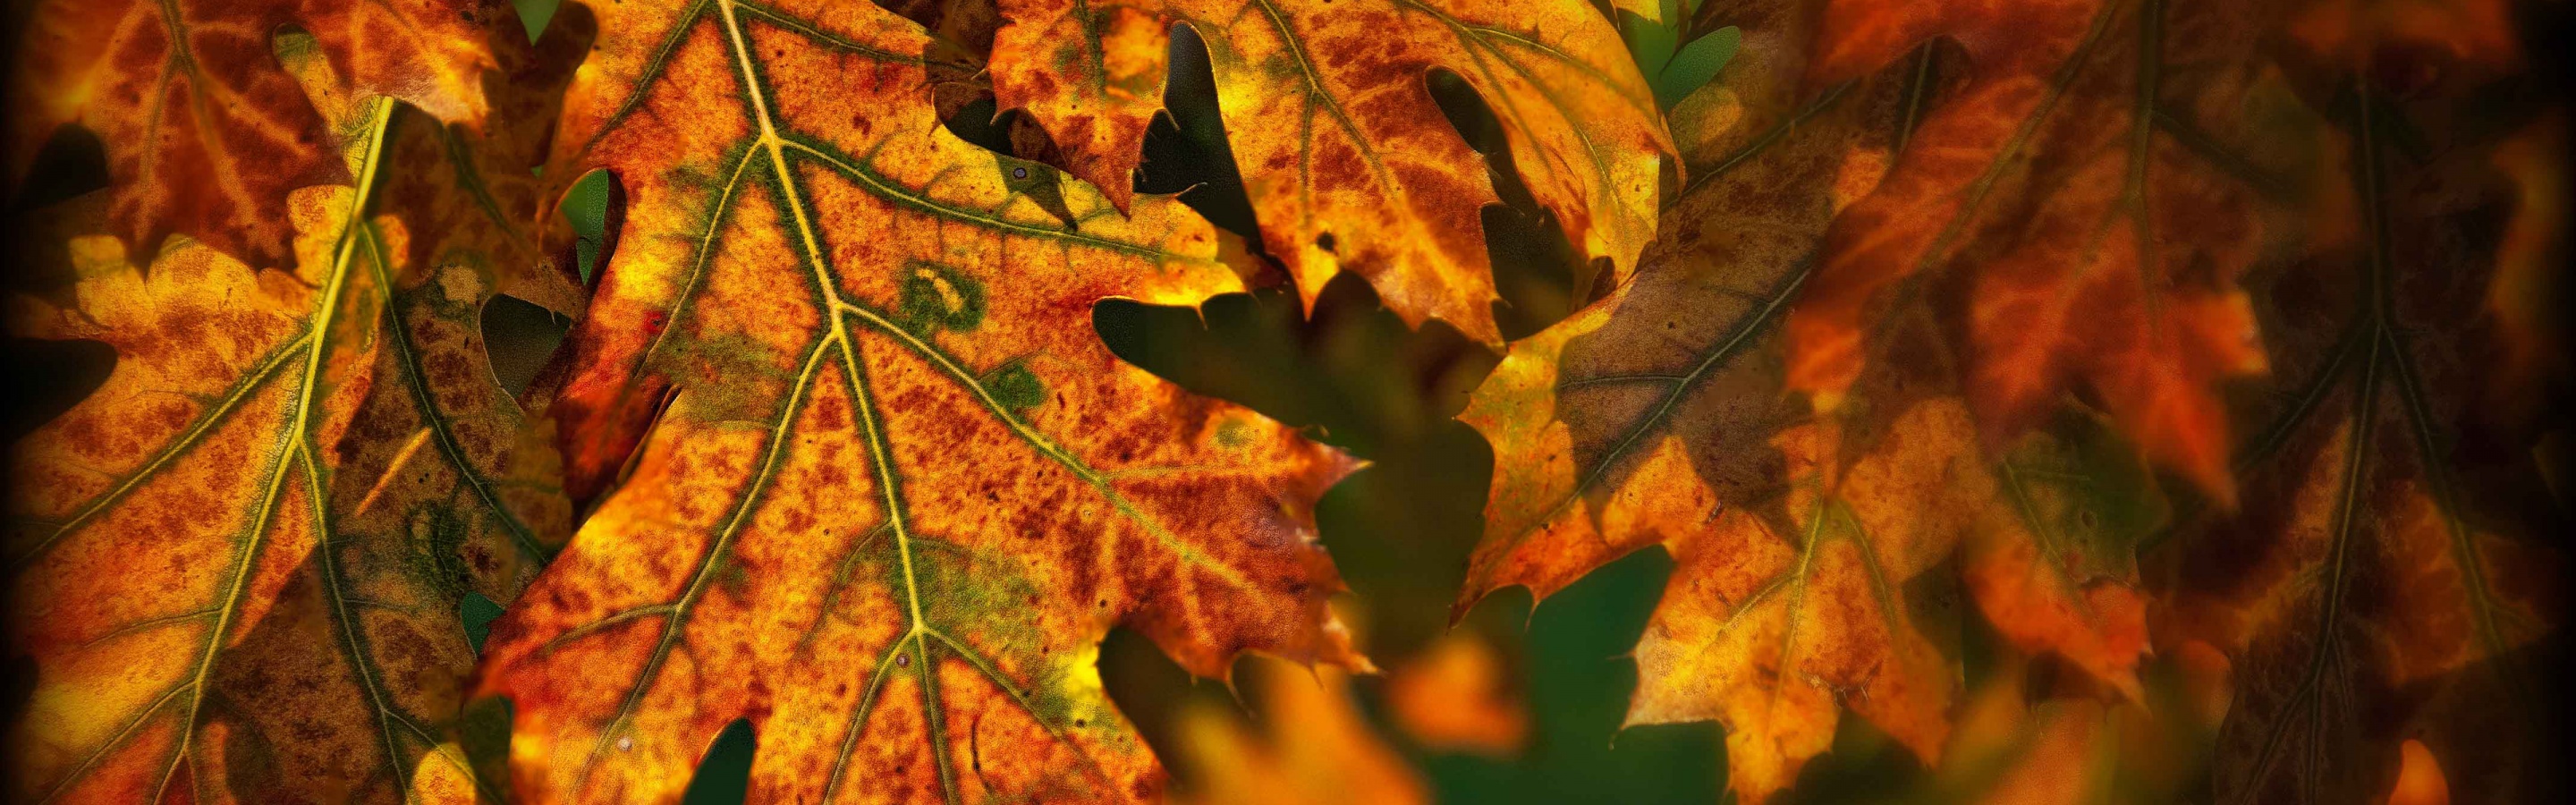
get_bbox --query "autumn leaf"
[3,7,584,799]
[2385,740,2451,805]
[2148,88,2563,804]
[1459,0,1912,615]
[1385,631,1528,756]
[1966,415,2162,699]
[4,0,502,268]
[1783,0,2303,499]
[471,1,1363,801]
[1453,3,2194,796]
[986,0,1672,344]
[1898,645,2230,805]
[1174,657,1429,805]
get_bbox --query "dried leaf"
[987,0,1672,343]
[1784,0,2300,499]
[4,0,501,267]
[1967,418,2162,699]
[5,68,568,804]
[2150,89,2563,804]
[473,1,1362,801]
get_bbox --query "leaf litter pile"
[2,0,2565,802]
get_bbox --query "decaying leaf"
[474,1,1362,801]
[1612,400,1979,803]
[2150,88,2563,805]
[1966,417,2162,700]
[6,106,558,805]
[4,0,501,267]
[987,0,1672,344]
[1783,0,2303,499]
[4,10,581,801]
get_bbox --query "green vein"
[10,334,309,569]
[143,95,397,805]
[356,223,551,564]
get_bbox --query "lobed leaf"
[474,1,1365,801]
[1784,0,2298,499]
[4,11,582,801]
[4,0,503,267]
[987,0,1672,344]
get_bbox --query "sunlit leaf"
[473,1,1365,801]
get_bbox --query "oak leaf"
[4,0,502,267]
[1457,5,2164,798]
[2149,90,2563,805]
[1783,0,2301,499]
[6,83,572,805]
[473,1,1361,801]
[987,0,1672,343]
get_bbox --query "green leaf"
[1621,11,1676,80]
[1655,27,1739,108]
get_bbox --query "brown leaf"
[987,0,1672,343]
[1784,0,2304,500]
[473,1,1363,801]
[5,49,572,801]
[2149,88,2563,804]
[5,0,501,267]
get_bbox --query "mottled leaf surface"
[2151,89,2563,805]
[988,0,1671,343]
[1784,0,2294,497]
[475,1,1361,801]
[7,102,565,805]
[4,0,500,267]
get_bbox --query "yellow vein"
[717,1,953,799]
[137,94,398,805]
[838,301,1253,589]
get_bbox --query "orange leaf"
[2150,88,2563,803]
[1385,631,1528,756]
[1786,0,2304,500]
[4,13,579,797]
[473,2,1363,801]
[2385,739,2450,805]
[988,0,1672,343]
[5,0,501,267]
[1175,658,1430,805]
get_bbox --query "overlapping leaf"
[1455,3,2194,800]
[1783,0,2301,498]
[4,0,500,267]
[987,0,1672,343]
[473,1,1362,801]
[4,12,582,801]
[2149,87,2563,804]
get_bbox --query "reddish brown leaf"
[473,2,1364,801]
[5,0,502,267]
[1784,0,2302,500]
[987,0,1671,343]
